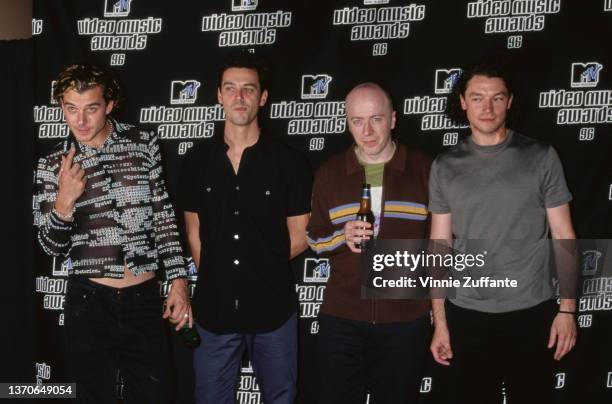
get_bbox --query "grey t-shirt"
[428,130,572,312]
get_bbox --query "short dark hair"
[218,50,269,90]
[445,62,516,125]
[53,63,122,111]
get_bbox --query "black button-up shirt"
[179,134,312,333]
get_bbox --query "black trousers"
[445,299,557,404]
[64,276,170,404]
[318,313,430,404]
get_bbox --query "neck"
[224,121,260,151]
[471,126,508,146]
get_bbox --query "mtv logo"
[435,68,462,94]
[170,80,201,105]
[571,62,603,88]
[52,257,71,277]
[232,0,258,12]
[364,0,390,4]
[104,0,131,18]
[303,258,330,283]
[50,80,57,105]
[301,74,332,100]
[581,250,602,276]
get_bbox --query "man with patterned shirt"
[33,64,190,403]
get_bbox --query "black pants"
[64,276,169,403]
[318,313,430,404]
[445,300,557,404]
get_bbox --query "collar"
[211,131,272,153]
[345,141,407,175]
[66,119,118,153]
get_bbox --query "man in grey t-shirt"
[428,63,577,404]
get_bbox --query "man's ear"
[259,89,268,107]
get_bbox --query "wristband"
[52,207,75,222]
[558,310,576,315]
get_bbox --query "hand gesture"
[55,148,86,215]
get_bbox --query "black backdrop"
[31,1,611,403]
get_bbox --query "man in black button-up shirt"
[180,52,312,404]
[33,64,190,403]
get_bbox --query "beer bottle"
[356,184,375,251]
[179,323,201,348]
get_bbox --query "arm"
[33,148,84,256]
[184,211,201,269]
[146,132,190,329]
[147,132,187,281]
[546,203,577,360]
[287,213,309,259]
[429,212,453,366]
[306,168,350,257]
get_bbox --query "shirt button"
[233,234,240,240]
[233,259,240,266]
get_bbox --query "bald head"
[345,82,394,114]
[345,82,397,164]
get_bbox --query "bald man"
[307,83,432,404]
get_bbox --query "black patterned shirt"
[33,121,186,280]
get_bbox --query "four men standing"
[34,58,577,403]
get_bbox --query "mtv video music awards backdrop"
[31,0,611,403]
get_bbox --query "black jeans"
[318,313,430,404]
[64,276,169,404]
[445,299,557,404]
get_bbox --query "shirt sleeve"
[541,146,572,208]
[178,146,199,213]
[428,158,450,214]
[33,155,74,256]
[285,150,313,217]
[147,132,187,281]
[306,165,348,256]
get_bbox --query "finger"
[64,148,76,170]
[60,155,66,172]
[547,327,557,349]
[75,169,86,181]
[69,163,81,175]
[347,242,360,253]
[175,314,188,331]
[162,301,171,319]
[188,307,193,328]
[554,335,566,360]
